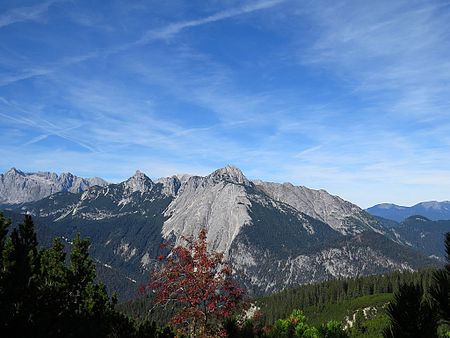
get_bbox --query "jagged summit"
[175,173,192,181]
[155,175,182,197]
[6,167,25,176]
[155,166,251,197]
[132,170,146,178]
[208,165,251,186]
[0,168,108,204]
[123,170,154,193]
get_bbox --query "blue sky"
[1,0,450,208]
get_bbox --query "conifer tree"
[34,237,71,337]
[383,283,438,338]
[0,212,12,332]
[429,232,450,325]
[0,212,10,268]
[1,214,40,336]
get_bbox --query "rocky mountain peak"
[5,167,25,176]
[88,177,108,187]
[208,165,250,186]
[60,172,74,179]
[155,176,182,197]
[0,168,108,204]
[123,170,154,193]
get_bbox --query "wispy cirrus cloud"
[0,0,285,87]
[0,0,61,28]
[135,0,285,43]
[295,0,450,119]
[0,50,101,87]
[0,98,97,153]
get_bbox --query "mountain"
[0,168,108,205]
[254,181,385,235]
[2,166,436,299]
[375,215,450,259]
[366,201,450,222]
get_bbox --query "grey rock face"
[155,176,182,197]
[230,237,414,294]
[156,167,431,295]
[255,181,384,235]
[123,170,154,194]
[0,168,108,204]
[208,165,251,186]
[162,172,253,253]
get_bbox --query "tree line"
[257,268,436,325]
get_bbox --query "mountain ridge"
[367,201,450,222]
[0,166,439,299]
[0,168,108,205]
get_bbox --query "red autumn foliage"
[144,229,246,337]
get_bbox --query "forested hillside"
[257,269,436,324]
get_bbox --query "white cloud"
[0,0,61,28]
[135,0,285,43]
[0,0,285,87]
[295,0,450,119]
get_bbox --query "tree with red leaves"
[144,229,246,337]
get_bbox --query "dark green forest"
[257,268,436,324]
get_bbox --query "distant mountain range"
[0,167,108,204]
[374,215,450,259]
[0,166,443,300]
[366,201,450,222]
